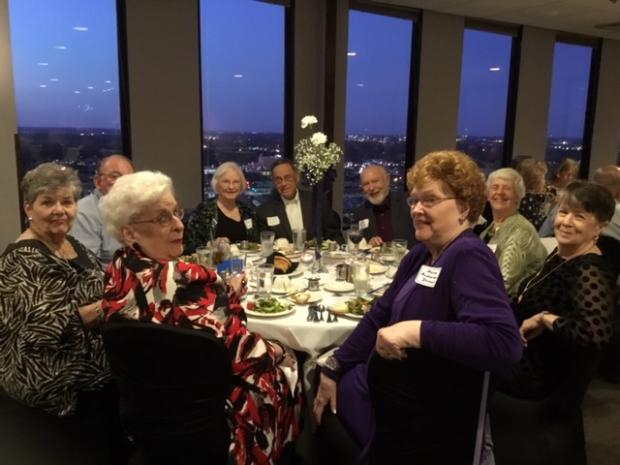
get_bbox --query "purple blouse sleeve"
[332,251,418,372]
[420,246,523,372]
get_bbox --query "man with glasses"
[71,154,134,262]
[257,159,343,243]
[352,164,415,247]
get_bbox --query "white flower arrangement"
[294,115,343,185]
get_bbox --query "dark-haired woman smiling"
[492,181,617,465]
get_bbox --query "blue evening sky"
[9,0,591,138]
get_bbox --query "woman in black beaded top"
[492,181,616,465]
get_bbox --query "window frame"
[196,0,292,201]
[343,1,419,192]
[546,34,601,179]
[458,20,520,171]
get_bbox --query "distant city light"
[489,67,501,72]
[233,74,243,78]
[347,51,357,57]
[72,26,88,31]
[50,78,59,82]
[54,45,67,50]
[356,83,365,87]
[37,62,48,66]
[87,86,94,89]
[104,80,112,84]
[39,84,47,88]
[73,90,81,94]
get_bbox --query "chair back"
[102,321,232,465]
[540,237,558,256]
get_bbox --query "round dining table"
[243,253,395,392]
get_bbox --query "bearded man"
[351,164,415,247]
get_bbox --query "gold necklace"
[29,231,69,261]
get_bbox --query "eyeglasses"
[406,196,455,209]
[130,208,185,227]
[273,175,296,185]
[97,171,123,181]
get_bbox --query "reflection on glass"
[457,29,513,175]
[344,10,413,224]
[545,42,593,172]
[9,0,123,193]
[200,0,285,205]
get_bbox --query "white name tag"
[359,218,369,230]
[415,264,442,288]
[244,219,253,230]
[487,243,497,253]
[267,216,280,227]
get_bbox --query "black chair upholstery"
[101,321,232,465]
[597,235,620,382]
[0,386,127,465]
[491,348,600,465]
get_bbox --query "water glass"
[195,246,212,267]
[230,255,244,276]
[380,242,396,267]
[260,231,275,257]
[256,263,274,297]
[352,261,370,296]
[292,228,306,252]
[393,239,408,264]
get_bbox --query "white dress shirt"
[282,190,304,232]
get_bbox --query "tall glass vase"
[311,180,326,273]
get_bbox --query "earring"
[27,216,32,221]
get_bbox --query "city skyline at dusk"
[9,0,594,140]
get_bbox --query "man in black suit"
[352,164,416,247]
[257,159,343,242]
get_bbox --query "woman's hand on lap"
[313,373,337,425]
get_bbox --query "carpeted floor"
[583,378,620,465]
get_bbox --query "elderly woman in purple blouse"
[313,150,523,465]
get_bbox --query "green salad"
[346,296,377,315]
[250,297,292,314]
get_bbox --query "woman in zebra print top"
[0,163,111,417]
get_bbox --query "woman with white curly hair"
[480,168,548,298]
[99,171,301,465]
[183,161,258,253]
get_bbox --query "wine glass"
[347,225,363,256]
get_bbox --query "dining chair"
[101,320,232,465]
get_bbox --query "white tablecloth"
[245,262,392,358]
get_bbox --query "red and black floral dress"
[102,247,301,465]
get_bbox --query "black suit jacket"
[352,190,416,248]
[257,189,343,243]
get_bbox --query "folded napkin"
[280,364,299,395]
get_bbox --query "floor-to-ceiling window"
[200,0,286,205]
[9,0,124,193]
[457,28,514,174]
[545,41,593,174]
[343,8,414,223]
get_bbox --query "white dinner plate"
[342,312,364,320]
[288,291,322,305]
[274,267,304,278]
[245,307,296,318]
[369,263,388,275]
[324,281,355,293]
